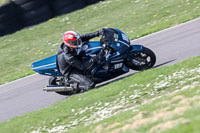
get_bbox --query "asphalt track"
[0,18,200,123]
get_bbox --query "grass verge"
[0,55,200,133]
[0,0,200,85]
[0,0,8,5]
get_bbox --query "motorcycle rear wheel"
[126,47,156,71]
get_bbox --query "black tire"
[0,2,17,23]
[22,5,51,21]
[11,0,33,5]
[49,0,72,10]
[0,26,18,36]
[126,47,156,71]
[0,2,15,13]
[85,0,101,5]
[55,1,86,15]
[49,76,74,96]
[0,17,21,36]
[20,4,52,26]
[0,20,21,36]
[23,12,52,26]
[0,21,13,30]
[0,13,9,23]
[0,2,21,36]
[17,0,48,13]
[0,22,10,36]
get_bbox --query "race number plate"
[114,63,123,69]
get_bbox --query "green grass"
[0,0,200,85]
[0,0,8,5]
[0,55,200,133]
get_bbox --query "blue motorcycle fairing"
[31,55,62,76]
[129,44,144,53]
[82,41,102,56]
[114,29,130,45]
[109,28,131,55]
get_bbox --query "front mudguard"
[128,44,144,56]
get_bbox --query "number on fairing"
[114,63,123,69]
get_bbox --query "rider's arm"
[80,29,103,42]
[64,53,93,71]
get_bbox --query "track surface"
[0,18,200,123]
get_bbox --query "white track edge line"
[0,74,38,87]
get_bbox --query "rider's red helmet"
[63,31,82,48]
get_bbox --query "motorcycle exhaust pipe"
[43,85,73,92]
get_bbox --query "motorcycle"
[31,28,156,95]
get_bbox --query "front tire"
[126,47,156,71]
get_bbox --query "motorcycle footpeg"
[70,83,79,90]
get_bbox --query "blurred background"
[0,0,102,36]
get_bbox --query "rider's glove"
[92,48,105,63]
[93,28,106,37]
[98,28,105,35]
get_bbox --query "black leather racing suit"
[57,30,102,90]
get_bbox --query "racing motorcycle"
[31,28,156,95]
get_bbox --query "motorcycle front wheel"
[126,47,156,71]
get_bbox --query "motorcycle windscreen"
[31,55,62,76]
[102,28,131,55]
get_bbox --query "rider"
[57,29,104,91]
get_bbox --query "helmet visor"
[68,38,82,48]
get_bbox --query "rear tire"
[126,47,156,71]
